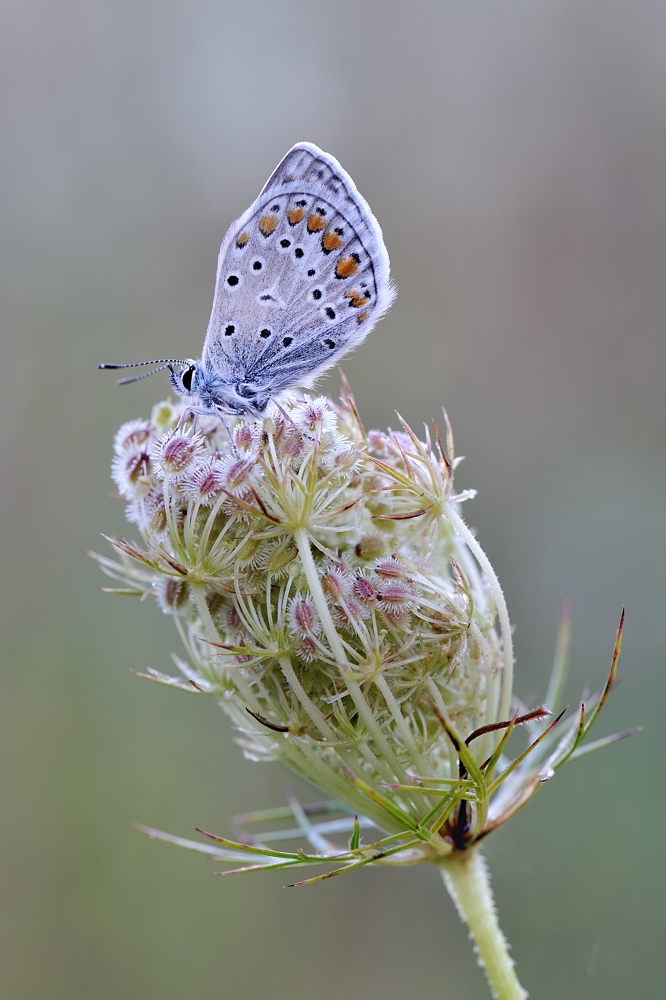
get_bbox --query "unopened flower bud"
[153,430,204,481]
[288,595,321,638]
[181,458,227,505]
[114,419,152,455]
[154,576,189,614]
[111,449,152,498]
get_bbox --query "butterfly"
[100,142,395,419]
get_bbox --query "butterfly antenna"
[98,359,188,386]
[116,365,177,385]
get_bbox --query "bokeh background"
[2,1,664,997]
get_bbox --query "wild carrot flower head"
[96,382,629,869]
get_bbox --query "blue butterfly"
[101,142,395,418]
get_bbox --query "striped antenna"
[99,358,189,387]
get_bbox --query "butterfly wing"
[201,142,395,398]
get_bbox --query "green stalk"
[439,848,527,1000]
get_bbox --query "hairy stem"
[439,848,528,1000]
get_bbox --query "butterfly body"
[172,362,273,417]
[103,143,395,417]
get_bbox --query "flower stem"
[439,848,528,1000]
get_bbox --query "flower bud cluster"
[102,386,513,847]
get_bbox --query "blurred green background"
[1,1,664,997]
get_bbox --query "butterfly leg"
[274,401,315,443]
[163,406,192,442]
[215,409,240,458]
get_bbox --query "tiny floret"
[288,595,321,638]
[111,449,152,499]
[152,430,205,481]
[114,419,152,455]
[233,420,261,455]
[181,458,227,505]
[374,556,408,580]
[154,576,189,614]
[321,562,351,601]
[222,457,259,493]
[292,395,338,433]
[353,573,378,605]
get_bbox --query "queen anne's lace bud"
[288,595,321,638]
[180,458,227,505]
[98,383,628,866]
[152,429,205,482]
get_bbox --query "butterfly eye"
[181,366,196,391]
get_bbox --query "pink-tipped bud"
[181,458,227,504]
[276,429,305,461]
[233,421,259,454]
[288,595,321,638]
[293,395,337,433]
[223,458,257,492]
[153,432,204,480]
[321,563,350,601]
[377,580,417,607]
[374,557,408,580]
[295,635,319,662]
[154,577,189,614]
[114,419,152,456]
[111,450,151,498]
[333,595,369,628]
[353,574,378,604]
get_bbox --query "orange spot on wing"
[357,310,369,323]
[307,213,326,232]
[288,207,305,225]
[258,214,279,236]
[322,229,344,253]
[345,290,369,308]
[236,231,250,247]
[336,255,359,278]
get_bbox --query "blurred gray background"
[1,1,664,997]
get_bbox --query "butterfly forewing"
[202,143,394,393]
